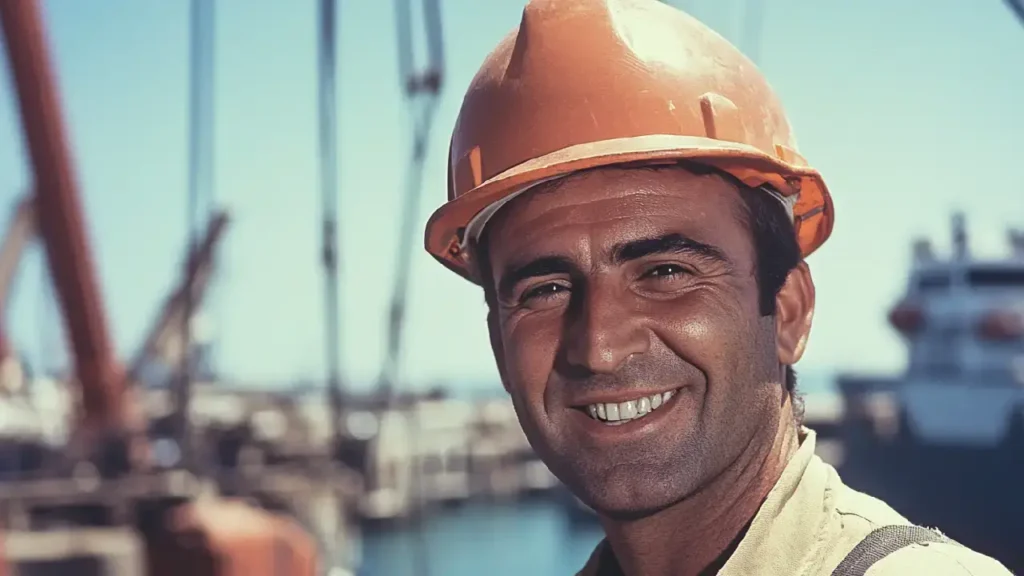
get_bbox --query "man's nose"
[561,283,649,375]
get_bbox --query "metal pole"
[423,0,444,76]
[395,0,414,93]
[178,0,215,463]
[0,0,122,433]
[319,0,345,446]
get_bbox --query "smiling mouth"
[582,389,679,426]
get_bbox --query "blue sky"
[0,0,1021,393]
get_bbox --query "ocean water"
[358,501,603,576]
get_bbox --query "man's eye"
[522,282,569,302]
[642,263,689,279]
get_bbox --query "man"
[423,1,1013,574]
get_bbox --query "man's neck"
[599,406,800,576]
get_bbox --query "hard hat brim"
[424,134,833,284]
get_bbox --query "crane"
[0,194,225,401]
[0,2,321,574]
[126,211,230,389]
[0,196,227,399]
[0,2,123,446]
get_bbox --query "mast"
[952,212,969,261]
[176,0,216,465]
[319,0,345,448]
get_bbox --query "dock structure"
[344,394,559,523]
[1,373,892,572]
[348,391,846,523]
[0,379,365,574]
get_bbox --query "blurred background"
[0,0,1022,575]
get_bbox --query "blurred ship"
[837,213,1024,571]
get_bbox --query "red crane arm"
[0,0,123,431]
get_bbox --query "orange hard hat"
[424,0,834,283]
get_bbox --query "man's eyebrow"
[497,256,575,297]
[611,233,731,266]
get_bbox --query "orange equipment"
[145,500,319,576]
[424,0,834,283]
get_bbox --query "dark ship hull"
[837,376,1024,573]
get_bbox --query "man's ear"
[487,308,512,394]
[775,261,815,365]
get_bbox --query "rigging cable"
[378,0,444,399]
[1007,0,1024,28]
[318,0,346,452]
[373,1,445,574]
[178,0,216,466]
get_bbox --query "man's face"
[483,167,794,516]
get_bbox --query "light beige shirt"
[577,429,1013,575]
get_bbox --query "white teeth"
[606,403,620,421]
[637,397,650,415]
[585,390,678,425]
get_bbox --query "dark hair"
[734,179,802,400]
[472,163,803,398]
